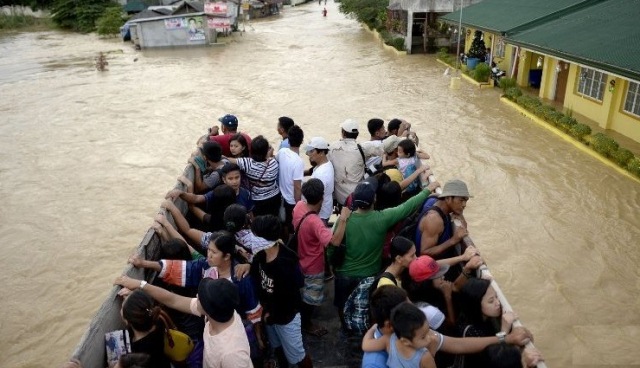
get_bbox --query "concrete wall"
[564,64,612,128]
[0,5,49,18]
[136,16,209,48]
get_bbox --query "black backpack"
[285,210,316,253]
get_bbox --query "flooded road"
[1,2,639,367]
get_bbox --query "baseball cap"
[409,256,450,282]
[341,119,359,133]
[218,114,239,129]
[352,177,378,209]
[382,135,401,154]
[305,137,330,153]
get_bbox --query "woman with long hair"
[456,278,517,368]
[121,291,171,368]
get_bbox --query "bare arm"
[453,255,483,292]
[329,207,351,246]
[155,213,201,252]
[293,180,302,202]
[114,275,193,315]
[399,166,428,190]
[439,326,533,354]
[419,352,436,368]
[419,213,467,257]
[361,325,388,352]
[128,255,162,272]
[165,189,205,205]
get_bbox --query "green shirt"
[336,190,428,277]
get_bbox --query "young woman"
[375,236,417,289]
[229,133,250,158]
[226,135,281,217]
[456,278,517,368]
[121,291,171,368]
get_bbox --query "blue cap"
[218,114,238,129]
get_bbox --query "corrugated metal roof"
[507,0,640,80]
[439,0,593,34]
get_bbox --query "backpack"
[285,210,316,253]
[395,196,441,253]
[343,271,397,335]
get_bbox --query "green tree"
[96,6,125,36]
[467,30,486,60]
[339,0,387,30]
[52,0,117,32]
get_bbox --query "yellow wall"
[609,79,640,143]
[564,64,613,127]
[539,57,556,100]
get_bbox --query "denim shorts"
[265,313,306,364]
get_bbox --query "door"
[555,61,569,104]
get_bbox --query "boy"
[362,301,436,368]
[249,215,313,368]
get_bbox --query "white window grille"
[577,67,606,101]
[623,81,640,117]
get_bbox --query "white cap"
[305,136,329,152]
[340,119,359,133]
[415,302,445,330]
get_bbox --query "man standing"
[209,114,252,157]
[329,119,377,206]
[276,125,304,234]
[360,118,386,172]
[305,137,334,223]
[276,116,295,149]
[417,179,471,281]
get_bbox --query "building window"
[624,81,640,117]
[577,67,606,101]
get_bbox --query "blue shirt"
[279,138,290,149]
[362,329,388,368]
[204,187,255,213]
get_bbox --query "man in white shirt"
[361,118,386,174]
[329,119,377,206]
[305,136,334,223]
[276,125,305,235]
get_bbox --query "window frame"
[577,67,607,102]
[623,81,640,118]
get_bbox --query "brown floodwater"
[1,3,639,367]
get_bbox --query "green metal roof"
[507,0,640,81]
[439,0,593,34]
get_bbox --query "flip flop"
[304,326,329,337]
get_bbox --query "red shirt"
[292,202,333,275]
[209,132,252,157]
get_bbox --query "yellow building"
[441,0,640,144]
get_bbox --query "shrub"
[569,123,592,141]
[611,148,634,167]
[590,133,619,157]
[505,87,522,101]
[472,63,491,82]
[557,115,577,132]
[96,6,126,36]
[390,37,405,51]
[627,157,640,178]
[549,110,565,126]
[498,77,517,93]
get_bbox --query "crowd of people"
[63,114,544,368]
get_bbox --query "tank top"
[387,334,428,368]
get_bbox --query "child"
[362,301,436,368]
[384,139,429,195]
[229,133,250,158]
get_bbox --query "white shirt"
[329,139,376,205]
[276,148,304,205]
[361,140,384,170]
[312,161,335,219]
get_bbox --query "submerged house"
[128,0,239,48]
[387,0,482,54]
[440,0,640,144]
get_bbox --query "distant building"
[441,0,640,144]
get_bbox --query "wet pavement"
[305,280,363,368]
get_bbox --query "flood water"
[1,3,639,367]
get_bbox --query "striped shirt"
[236,157,280,201]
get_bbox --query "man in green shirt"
[333,176,440,330]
